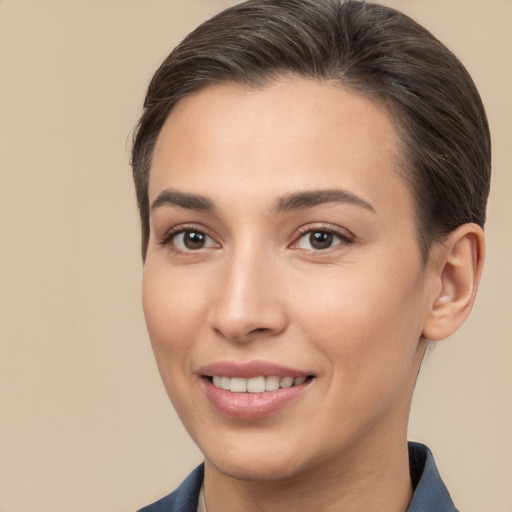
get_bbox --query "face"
[143,79,435,482]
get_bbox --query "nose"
[207,247,288,344]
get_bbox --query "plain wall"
[0,1,510,511]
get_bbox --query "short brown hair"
[131,0,491,260]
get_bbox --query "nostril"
[208,302,288,343]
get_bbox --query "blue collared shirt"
[138,442,459,511]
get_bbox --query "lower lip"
[202,378,312,420]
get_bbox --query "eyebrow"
[274,189,376,213]
[150,187,375,215]
[151,188,214,212]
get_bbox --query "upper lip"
[198,360,314,379]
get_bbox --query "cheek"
[142,264,204,374]
[294,259,427,386]
[141,265,208,424]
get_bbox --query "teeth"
[247,376,266,393]
[265,376,280,391]
[280,376,294,388]
[229,377,247,392]
[211,375,309,393]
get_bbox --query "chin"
[205,450,309,483]
[197,425,341,485]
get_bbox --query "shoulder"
[407,442,460,512]
[137,464,204,512]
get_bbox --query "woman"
[131,1,490,510]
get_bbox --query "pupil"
[310,231,332,249]
[184,231,205,249]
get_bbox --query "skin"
[142,79,484,512]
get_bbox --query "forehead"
[149,79,413,223]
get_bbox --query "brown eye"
[295,229,351,251]
[184,231,206,249]
[309,231,333,249]
[172,230,216,251]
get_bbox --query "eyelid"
[159,224,220,251]
[157,222,353,253]
[290,224,354,250]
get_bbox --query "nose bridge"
[208,239,286,342]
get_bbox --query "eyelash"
[292,224,354,251]
[158,224,354,254]
[159,225,217,253]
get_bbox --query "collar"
[407,442,459,512]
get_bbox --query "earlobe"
[422,223,485,342]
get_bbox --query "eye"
[170,230,218,251]
[295,229,351,250]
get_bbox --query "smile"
[199,361,315,419]
[211,375,308,393]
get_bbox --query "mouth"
[207,375,314,393]
[199,362,315,419]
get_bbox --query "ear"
[422,223,485,342]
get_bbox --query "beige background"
[0,1,510,511]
